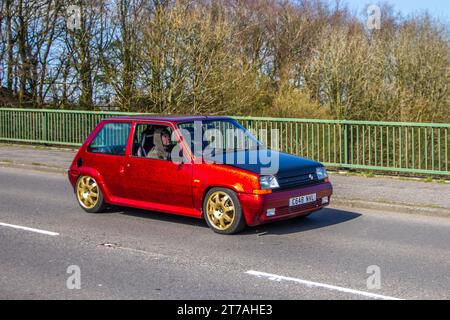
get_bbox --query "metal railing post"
[42,111,48,143]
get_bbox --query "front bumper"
[239,182,333,226]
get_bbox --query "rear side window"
[88,122,131,155]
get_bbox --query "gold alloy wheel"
[76,176,99,209]
[205,191,236,231]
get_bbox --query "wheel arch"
[200,185,252,228]
[75,167,113,203]
[200,185,243,215]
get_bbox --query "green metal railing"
[1,108,449,176]
[0,108,134,146]
[239,117,450,176]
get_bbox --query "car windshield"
[177,119,263,157]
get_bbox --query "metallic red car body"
[68,116,333,232]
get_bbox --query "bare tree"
[0,0,448,122]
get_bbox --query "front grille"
[277,172,320,190]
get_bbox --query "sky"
[342,0,450,21]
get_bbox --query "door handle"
[120,163,130,174]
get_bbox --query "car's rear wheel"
[203,188,246,235]
[75,175,106,213]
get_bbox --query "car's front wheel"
[75,175,106,213]
[203,188,246,235]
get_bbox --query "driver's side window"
[132,124,175,161]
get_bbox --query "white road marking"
[246,270,403,300]
[0,222,59,236]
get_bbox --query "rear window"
[88,122,131,155]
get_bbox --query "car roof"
[105,115,234,124]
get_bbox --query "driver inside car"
[147,128,173,160]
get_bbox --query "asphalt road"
[1,166,450,300]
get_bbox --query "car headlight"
[259,175,280,189]
[316,167,328,180]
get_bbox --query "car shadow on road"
[105,206,209,229]
[107,206,362,236]
[243,208,362,236]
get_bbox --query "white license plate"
[289,193,317,207]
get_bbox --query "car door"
[123,122,193,210]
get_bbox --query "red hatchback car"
[68,116,333,234]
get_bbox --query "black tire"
[75,175,107,214]
[203,188,246,235]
